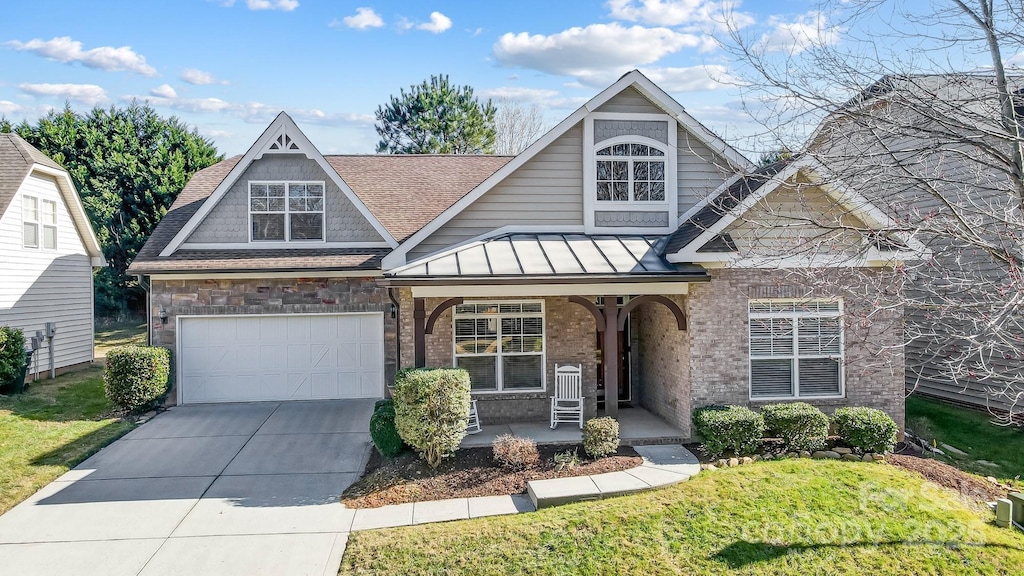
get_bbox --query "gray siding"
[678,130,730,215]
[595,87,665,114]
[594,120,669,144]
[187,155,385,244]
[410,123,585,259]
[595,211,669,227]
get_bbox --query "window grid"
[595,142,667,203]
[748,299,844,399]
[22,195,39,248]
[453,300,545,392]
[41,199,57,250]
[248,181,325,242]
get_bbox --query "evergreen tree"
[375,75,496,154]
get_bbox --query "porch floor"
[460,406,686,448]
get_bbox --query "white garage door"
[178,314,384,404]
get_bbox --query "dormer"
[584,112,677,233]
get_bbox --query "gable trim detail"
[381,70,753,269]
[160,112,398,257]
[29,164,105,263]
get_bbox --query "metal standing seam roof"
[389,233,692,278]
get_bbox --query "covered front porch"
[460,405,686,448]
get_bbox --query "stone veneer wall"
[686,268,905,431]
[150,277,398,398]
[397,291,599,424]
[635,294,692,436]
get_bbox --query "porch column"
[603,295,619,419]
[414,297,426,368]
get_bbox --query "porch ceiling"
[387,233,707,283]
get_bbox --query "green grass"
[341,460,1024,575]
[0,366,134,514]
[94,319,146,358]
[906,394,1024,482]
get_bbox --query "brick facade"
[398,292,599,424]
[635,294,692,436]
[149,276,398,399]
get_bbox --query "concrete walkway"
[0,400,375,576]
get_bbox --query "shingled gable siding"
[636,294,692,437]
[185,155,386,244]
[686,268,906,431]
[397,290,599,423]
[150,277,397,400]
[407,124,585,261]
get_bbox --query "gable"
[593,86,666,115]
[185,155,386,246]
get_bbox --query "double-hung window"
[595,142,666,202]
[22,196,57,249]
[748,300,844,399]
[453,301,545,392]
[249,182,324,241]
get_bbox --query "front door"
[596,318,631,406]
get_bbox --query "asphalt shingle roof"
[0,133,65,216]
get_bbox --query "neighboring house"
[129,71,913,437]
[0,133,106,376]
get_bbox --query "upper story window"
[595,142,666,202]
[23,196,57,249]
[249,182,324,242]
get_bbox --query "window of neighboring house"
[595,142,666,202]
[249,182,324,241]
[22,196,56,249]
[453,301,545,392]
[748,300,844,399]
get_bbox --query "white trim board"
[381,70,753,269]
[160,112,398,257]
[410,282,691,298]
[180,242,392,250]
[151,271,384,280]
[29,164,105,263]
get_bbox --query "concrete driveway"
[0,399,375,576]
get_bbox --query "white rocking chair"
[551,364,584,429]
[466,399,482,434]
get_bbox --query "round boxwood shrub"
[832,407,899,454]
[103,345,170,411]
[693,405,765,458]
[392,367,471,468]
[583,417,620,459]
[0,326,26,389]
[761,402,829,452]
[369,399,405,457]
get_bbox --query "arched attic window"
[595,141,667,202]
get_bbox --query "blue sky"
[0,0,1008,157]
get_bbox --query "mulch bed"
[342,444,642,509]
[888,450,1009,502]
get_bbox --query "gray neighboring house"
[0,134,105,375]
[130,71,914,437]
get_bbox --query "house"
[806,73,1023,415]
[0,133,105,376]
[129,71,912,437]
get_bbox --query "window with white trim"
[453,301,545,392]
[249,182,324,241]
[595,142,666,202]
[748,300,844,399]
[22,196,57,249]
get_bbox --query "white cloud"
[759,11,841,55]
[181,68,229,86]
[128,92,373,127]
[150,84,177,99]
[417,11,452,34]
[0,100,23,115]
[479,86,560,103]
[606,0,754,30]
[396,17,414,31]
[334,7,384,30]
[6,36,157,76]
[140,95,233,113]
[637,65,733,91]
[245,0,299,11]
[494,23,700,85]
[203,128,234,139]
[20,83,108,106]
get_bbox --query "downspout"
[138,275,152,346]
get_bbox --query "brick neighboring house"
[129,71,919,437]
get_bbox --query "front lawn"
[906,394,1024,482]
[0,366,134,514]
[341,459,1024,575]
[94,319,146,358]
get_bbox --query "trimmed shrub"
[693,405,765,458]
[103,345,170,411]
[583,417,620,458]
[369,399,405,457]
[832,407,899,454]
[392,367,471,468]
[492,434,539,470]
[761,402,829,452]
[0,326,26,388]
